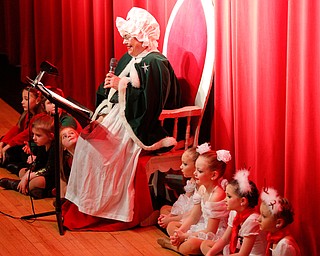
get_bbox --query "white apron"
[65,104,142,222]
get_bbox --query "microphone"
[109,58,118,74]
[105,58,118,95]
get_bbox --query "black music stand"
[21,61,91,235]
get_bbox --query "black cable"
[0,210,20,219]
[24,162,37,221]
[24,87,39,220]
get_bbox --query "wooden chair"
[138,0,215,203]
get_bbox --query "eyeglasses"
[122,34,132,40]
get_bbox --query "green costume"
[96,52,181,148]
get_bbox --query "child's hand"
[0,144,9,163]
[17,175,29,195]
[158,214,170,228]
[22,141,31,154]
[170,230,186,246]
[27,155,37,164]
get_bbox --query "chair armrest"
[158,106,202,150]
[159,106,202,120]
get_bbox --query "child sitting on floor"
[201,169,267,255]
[0,85,44,172]
[158,143,231,255]
[258,187,301,256]
[43,86,82,133]
[157,147,199,229]
[59,126,79,198]
[0,113,55,199]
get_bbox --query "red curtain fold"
[0,0,20,64]
[285,1,320,254]
[213,0,320,254]
[0,0,319,254]
[1,0,174,108]
[15,0,114,110]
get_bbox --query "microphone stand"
[21,62,64,235]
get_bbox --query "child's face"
[194,156,213,186]
[45,100,62,115]
[258,202,277,232]
[45,100,55,115]
[180,152,195,178]
[21,89,39,112]
[32,128,53,147]
[61,127,79,150]
[225,184,242,211]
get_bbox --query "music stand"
[21,61,91,235]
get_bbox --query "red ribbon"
[230,208,255,253]
[266,227,290,255]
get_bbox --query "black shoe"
[0,178,19,190]
[29,188,46,199]
[6,164,20,175]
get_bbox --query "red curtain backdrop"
[0,0,175,110]
[1,0,319,254]
[213,0,320,255]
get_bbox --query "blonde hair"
[184,147,199,163]
[32,113,54,136]
[199,151,227,178]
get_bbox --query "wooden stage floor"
[0,98,176,256]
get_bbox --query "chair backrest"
[162,0,215,147]
[163,0,215,111]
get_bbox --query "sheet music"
[37,83,92,118]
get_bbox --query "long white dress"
[170,179,196,218]
[187,186,229,241]
[65,104,142,222]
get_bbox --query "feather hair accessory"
[216,150,232,163]
[234,169,251,194]
[196,142,211,155]
[261,187,282,215]
[220,178,228,191]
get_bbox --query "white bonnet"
[116,7,160,51]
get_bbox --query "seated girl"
[258,187,301,256]
[59,126,79,198]
[158,143,231,255]
[43,86,82,133]
[0,85,44,173]
[157,147,199,229]
[201,169,267,255]
[0,113,55,199]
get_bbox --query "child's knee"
[160,205,172,215]
[167,221,181,235]
[29,176,46,190]
[200,239,214,255]
[179,238,202,255]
